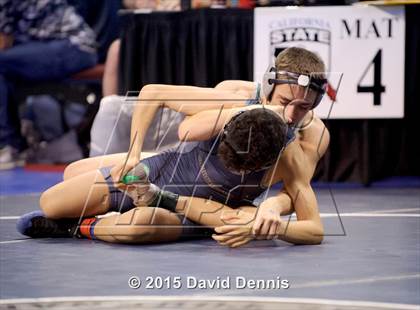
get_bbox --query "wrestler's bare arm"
[107,84,251,182]
[174,196,257,228]
[239,117,329,244]
[178,104,281,141]
[178,104,268,141]
[261,116,330,216]
[297,117,330,177]
[129,84,250,161]
[214,80,257,98]
[271,142,324,244]
[64,82,257,180]
[129,80,259,158]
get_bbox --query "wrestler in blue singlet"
[101,127,295,214]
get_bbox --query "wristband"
[149,190,179,213]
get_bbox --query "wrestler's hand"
[212,209,255,248]
[252,200,283,240]
[110,157,139,190]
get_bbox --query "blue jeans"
[0,39,97,149]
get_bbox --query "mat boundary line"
[0,296,418,309]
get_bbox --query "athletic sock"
[79,217,99,239]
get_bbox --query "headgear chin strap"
[262,67,327,109]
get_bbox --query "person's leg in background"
[0,39,97,169]
[90,38,129,157]
[89,95,184,158]
[93,32,199,159]
[0,40,97,81]
[102,39,121,97]
[89,96,131,157]
[0,74,25,169]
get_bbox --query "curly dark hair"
[217,108,287,173]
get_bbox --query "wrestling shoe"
[16,211,79,238]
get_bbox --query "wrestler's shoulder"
[294,113,326,136]
[310,115,328,133]
[295,114,330,161]
[301,115,329,142]
[313,115,330,145]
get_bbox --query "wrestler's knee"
[63,159,89,180]
[129,207,173,232]
[39,188,61,219]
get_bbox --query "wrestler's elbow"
[294,231,323,245]
[139,84,164,100]
[311,229,324,245]
[309,222,324,245]
[139,83,157,94]
[291,221,324,245]
[214,80,236,91]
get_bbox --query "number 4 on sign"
[357,50,386,106]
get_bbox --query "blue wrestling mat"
[0,168,419,309]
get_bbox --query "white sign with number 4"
[254,5,405,119]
